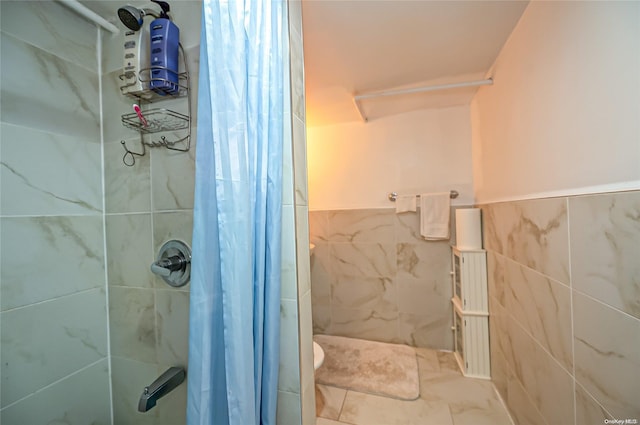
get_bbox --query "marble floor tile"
[317,347,514,425]
[449,397,513,425]
[436,351,461,374]
[339,391,453,425]
[419,370,496,405]
[316,418,347,425]
[316,384,347,420]
[415,347,440,374]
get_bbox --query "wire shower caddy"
[118,43,192,166]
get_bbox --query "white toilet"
[313,341,325,370]
[310,243,325,371]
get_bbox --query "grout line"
[488,253,575,378]
[501,252,570,290]
[490,293,552,425]
[567,197,577,425]
[0,357,108,412]
[149,135,159,374]
[493,245,639,323]
[0,209,193,219]
[495,340,551,425]
[490,383,516,425]
[574,380,616,420]
[0,213,103,219]
[337,389,349,423]
[96,26,114,425]
[1,287,102,314]
[104,211,153,217]
[570,287,640,323]
[499,290,574,378]
[105,208,193,216]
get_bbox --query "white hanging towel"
[420,192,451,240]
[395,195,417,213]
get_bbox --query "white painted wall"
[307,105,473,210]
[472,1,640,204]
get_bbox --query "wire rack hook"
[121,140,146,167]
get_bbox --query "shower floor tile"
[316,348,513,425]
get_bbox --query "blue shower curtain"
[187,1,287,424]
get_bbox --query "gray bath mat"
[314,334,419,400]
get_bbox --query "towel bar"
[388,191,458,202]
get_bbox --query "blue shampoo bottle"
[149,18,180,95]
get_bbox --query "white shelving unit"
[451,246,490,379]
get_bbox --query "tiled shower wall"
[102,1,312,424]
[483,190,640,425]
[99,1,201,421]
[309,208,454,350]
[1,1,308,424]
[0,2,110,423]
[277,1,316,423]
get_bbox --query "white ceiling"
[80,0,529,126]
[302,0,529,126]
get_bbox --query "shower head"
[117,1,171,31]
[117,5,144,31]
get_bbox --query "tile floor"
[315,348,514,425]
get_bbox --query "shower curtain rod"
[55,0,120,34]
[353,78,493,122]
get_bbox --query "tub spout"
[138,367,186,412]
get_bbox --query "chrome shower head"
[117,5,144,31]
[117,2,171,31]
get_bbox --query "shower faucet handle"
[151,240,191,287]
[150,255,185,276]
[150,262,171,277]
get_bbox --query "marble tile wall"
[0,1,110,423]
[2,1,307,424]
[483,190,640,425]
[100,2,201,423]
[277,2,316,423]
[309,208,454,350]
[105,1,309,423]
